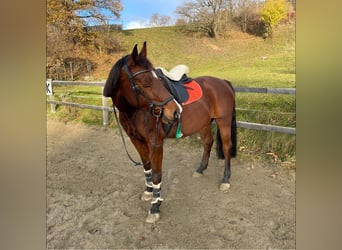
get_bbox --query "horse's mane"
[103,54,153,97]
[103,56,128,97]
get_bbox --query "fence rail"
[46,79,296,134]
[52,80,106,86]
[46,100,113,112]
[50,80,296,95]
[234,87,295,95]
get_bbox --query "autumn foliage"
[47,0,122,80]
[260,0,288,38]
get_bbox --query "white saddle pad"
[156,64,189,81]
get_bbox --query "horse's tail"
[230,99,237,158]
[216,80,237,159]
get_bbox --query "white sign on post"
[46,79,53,95]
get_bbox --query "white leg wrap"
[151,182,163,204]
[144,169,153,188]
[151,197,164,204]
[145,181,153,188]
[152,182,162,189]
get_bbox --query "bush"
[260,0,288,38]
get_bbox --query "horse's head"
[104,42,182,124]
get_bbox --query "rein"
[112,106,142,166]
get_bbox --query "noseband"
[122,64,175,120]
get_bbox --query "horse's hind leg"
[215,118,232,192]
[193,124,214,177]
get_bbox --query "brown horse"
[103,42,237,223]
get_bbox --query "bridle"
[112,63,179,166]
[122,64,176,121]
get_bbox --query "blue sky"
[116,0,185,29]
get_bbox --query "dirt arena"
[47,119,295,249]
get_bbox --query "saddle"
[156,64,202,105]
[156,65,203,138]
[156,65,189,81]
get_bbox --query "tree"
[235,0,259,33]
[149,13,172,27]
[175,0,228,38]
[47,0,122,79]
[260,0,287,38]
[47,0,122,44]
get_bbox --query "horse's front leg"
[145,145,164,223]
[122,138,153,201]
[141,163,153,201]
[118,112,153,201]
[122,136,155,202]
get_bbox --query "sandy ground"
[47,119,295,249]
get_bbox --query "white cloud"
[124,20,150,30]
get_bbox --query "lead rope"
[112,106,142,166]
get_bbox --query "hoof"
[141,191,153,201]
[192,171,203,178]
[145,212,160,224]
[219,183,231,192]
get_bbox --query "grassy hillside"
[96,24,294,87]
[48,23,295,164]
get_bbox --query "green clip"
[176,122,183,139]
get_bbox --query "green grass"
[119,25,295,87]
[47,23,295,165]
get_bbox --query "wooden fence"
[46,79,296,135]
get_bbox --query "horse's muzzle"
[162,106,181,125]
[160,98,182,124]
[150,106,174,124]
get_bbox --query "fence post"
[101,87,108,125]
[46,79,56,113]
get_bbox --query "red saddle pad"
[182,80,203,105]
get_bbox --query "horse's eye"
[141,82,152,88]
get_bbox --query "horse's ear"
[139,41,147,58]
[130,44,139,65]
